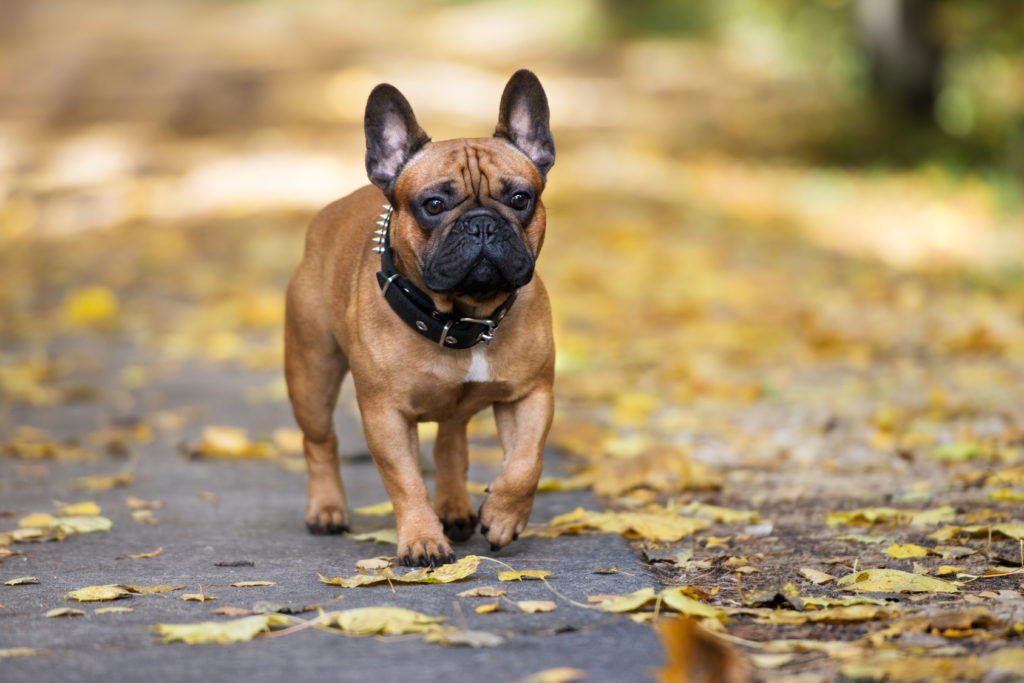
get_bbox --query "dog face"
[364,70,555,307]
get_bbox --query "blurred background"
[1,0,1022,478]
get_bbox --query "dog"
[284,70,555,567]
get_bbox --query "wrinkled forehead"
[397,138,542,197]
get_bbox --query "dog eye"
[509,192,531,210]
[423,198,446,216]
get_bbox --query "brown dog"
[284,70,555,567]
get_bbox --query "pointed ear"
[364,84,431,196]
[494,69,555,182]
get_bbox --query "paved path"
[0,345,663,683]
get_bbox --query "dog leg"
[361,408,455,566]
[432,419,477,542]
[285,287,349,535]
[480,385,553,550]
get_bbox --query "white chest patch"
[464,347,490,383]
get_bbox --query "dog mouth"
[420,213,535,299]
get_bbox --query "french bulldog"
[284,69,555,567]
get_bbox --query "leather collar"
[373,203,518,349]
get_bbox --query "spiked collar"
[373,203,518,349]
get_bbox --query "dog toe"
[442,514,478,543]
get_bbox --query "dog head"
[364,70,555,310]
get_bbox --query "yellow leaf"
[131,510,158,524]
[63,286,118,327]
[355,557,392,571]
[837,568,959,593]
[95,606,134,614]
[457,586,506,598]
[66,585,131,602]
[353,501,394,516]
[331,607,444,636]
[4,576,39,585]
[56,501,101,516]
[121,547,164,560]
[680,502,761,523]
[230,581,275,587]
[825,505,955,527]
[320,555,479,587]
[71,471,133,491]
[475,602,500,614]
[595,588,658,613]
[347,529,397,544]
[886,543,930,559]
[45,608,86,618]
[543,508,709,542]
[660,587,724,619]
[989,489,1024,503]
[517,667,587,683]
[517,600,557,613]
[497,569,553,582]
[154,614,291,644]
[120,584,183,595]
[193,426,274,459]
[182,593,218,602]
[798,567,836,585]
[0,647,47,658]
[928,522,1024,542]
[18,513,56,528]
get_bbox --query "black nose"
[466,215,496,238]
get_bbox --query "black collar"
[373,203,518,349]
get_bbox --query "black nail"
[480,525,490,536]
[512,532,519,541]
[490,543,501,552]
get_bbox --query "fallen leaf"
[70,471,134,491]
[355,557,392,571]
[45,608,86,618]
[0,647,47,658]
[330,606,444,635]
[63,286,118,327]
[423,628,504,647]
[516,668,587,683]
[66,585,131,602]
[798,567,836,585]
[497,569,553,582]
[837,568,959,593]
[353,501,394,516]
[825,505,955,527]
[517,600,557,613]
[192,426,274,459]
[929,522,1024,542]
[540,507,710,542]
[4,576,39,585]
[95,606,133,614]
[886,543,931,559]
[56,501,101,516]
[117,547,163,560]
[661,587,725,619]
[154,614,290,644]
[680,502,761,523]
[347,529,398,544]
[120,584,184,594]
[475,602,500,614]
[182,593,218,602]
[320,555,480,587]
[230,581,275,587]
[209,606,255,616]
[596,588,658,613]
[457,586,507,598]
[125,496,164,510]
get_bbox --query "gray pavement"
[0,344,664,683]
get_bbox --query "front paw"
[477,489,533,551]
[399,537,456,567]
[441,514,478,543]
[305,499,349,535]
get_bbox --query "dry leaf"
[596,588,658,613]
[497,569,553,582]
[516,668,587,683]
[457,586,506,598]
[320,555,479,587]
[66,585,131,602]
[70,471,134,491]
[330,606,444,636]
[230,581,275,587]
[825,505,955,527]
[475,602,500,614]
[886,543,931,559]
[517,600,557,613]
[118,547,163,560]
[0,647,47,658]
[355,557,392,571]
[423,628,504,647]
[680,502,761,523]
[837,568,959,593]
[182,593,218,602]
[347,529,398,544]
[56,501,100,516]
[4,576,39,585]
[540,507,709,542]
[125,496,164,510]
[95,606,133,614]
[45,608,86,618]
[131,510,158,524]
[353,501,394,516]
[661,587,725,619]
[209,606,255,616]
[192,426,275,459]
[798,567,836,585]
[120,584,184,594]
[154,614,290,644]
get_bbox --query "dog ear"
[364,84,431,196]
[494,69,555,182]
